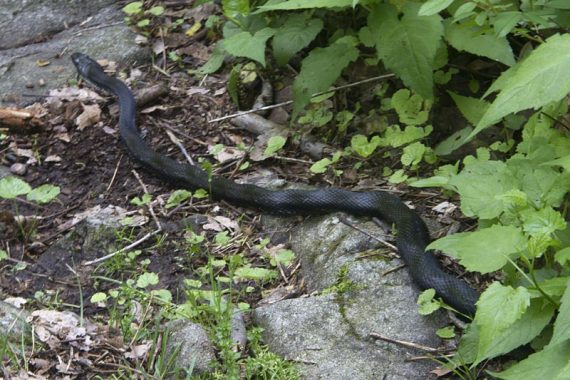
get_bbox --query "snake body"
[71,52,479,316]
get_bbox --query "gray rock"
[164,320,217,377]
[253,214,449,379]
[0,0,149,106]
[0,300,30,339]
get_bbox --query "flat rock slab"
[254,214,448,379]
[0,0,148,106]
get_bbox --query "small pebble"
[10,163,27,175]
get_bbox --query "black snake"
[71,52,479,316]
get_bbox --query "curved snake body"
[71,52,479,316]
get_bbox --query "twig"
[132,170,162,230]
[106,154,123,192]
[369,332,440,353]
[83,229,161,265]
[208,73,396,123]
[166,130,194,165]
[339,216,396,250]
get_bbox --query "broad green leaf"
[26,184,60,204]
[546,0,570,9]
[0,250,7,261]
[475,283,531,361]
[265,135,287,156]
[449,160,518,219]
[148,6,164,16]
[195,43,226,75]
[493,11,522,38]
[401,142,426,167]
[419,0,455,16]
[0,176,31,199]
[272,14,323,66]
[151,289,172,303]
[475,34,570,138]
[292,36,359,118]
[544,155,570,173]
[447,91,490,126]
[492,341,570,379]
[270,249,295,266]
[520,207,566,236]
[223,28,276,66]
[389,169,408,184]
[380,125,432,148]
[428,225,526,273]
[444,20,515,66]
[90,292,107,303]
[257,0,353,11]
[458,298,555,365]
[367,4,443,99]
[549,280,570,347]
[555,247,570,265]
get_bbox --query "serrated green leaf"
[265,135,287,156]
[389,169,408,184]
[273,14,323,66]
[419,0,455,16]
[195,43,226,75]
[381,125,432,148]
[555,247,570,265]
[0,176,31,199]
[368,3,443,99]
[256,0,353,12]
[292,36,359,118]
[492,341,570,379]
[475,34,570,138]
[224,28,276,66]
[151,289,172,303]
[549,280,570,347]
[493,11,522,38]
[270,249,295,266]
[447,91,490,126]
[310,158,332,173]
[475,283,531,362]
[26,184,60,204]
[520,207,566,236]
[449,160,518,219]
[401,141,426,167]
[445,20,515,66]
[428,225,526,273]
[434,126,473,156]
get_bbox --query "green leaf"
[90,292,107,303]
[136,272,159,288]
[458,299,555,365]
[265,135,287,156]
[123,1,143,15]
[272,14,323,66]
[389,169,408,184]
[449,160,518,219]
[417,289,441,315]
[381,125,432,148]
[148,6,164,16]
[0,250,7,261]
[475,283,531,362]
[26,184,60,204]
[437,326,456,339]
[419,0,455,16]
[310,158,332,174]
[194,188,209,199]
[151,289,172,303]
[401,142,426,167]
[166,190,192,208]
[257,0,353,11]
[447,91,490,126]
[195,43,226,75]
[555,247,570,265]
[391,89,429,125]
[131,193,152,206]
[270,249,295,266]
[549,280,570,347]
[520,207,566,236]
[222,0,250,18]
[351,134,380,158]
[234,266,277,281]
[434,126,473,156]
[223,27,276,66]
[444,20,515,66]
[367,3,443,99]
[427,225,526,273]
[492,341,570,379]
[0,176,31,199]
[493,11,522,38]
[475,34,570,138]
[137,19,150,28]
[292,36,359,118]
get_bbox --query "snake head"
[71,52,104,79]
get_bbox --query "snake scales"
[71,52,479,316]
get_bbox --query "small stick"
[83,229,161,265]
[208,73,396,123]
[369,332,440,353]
